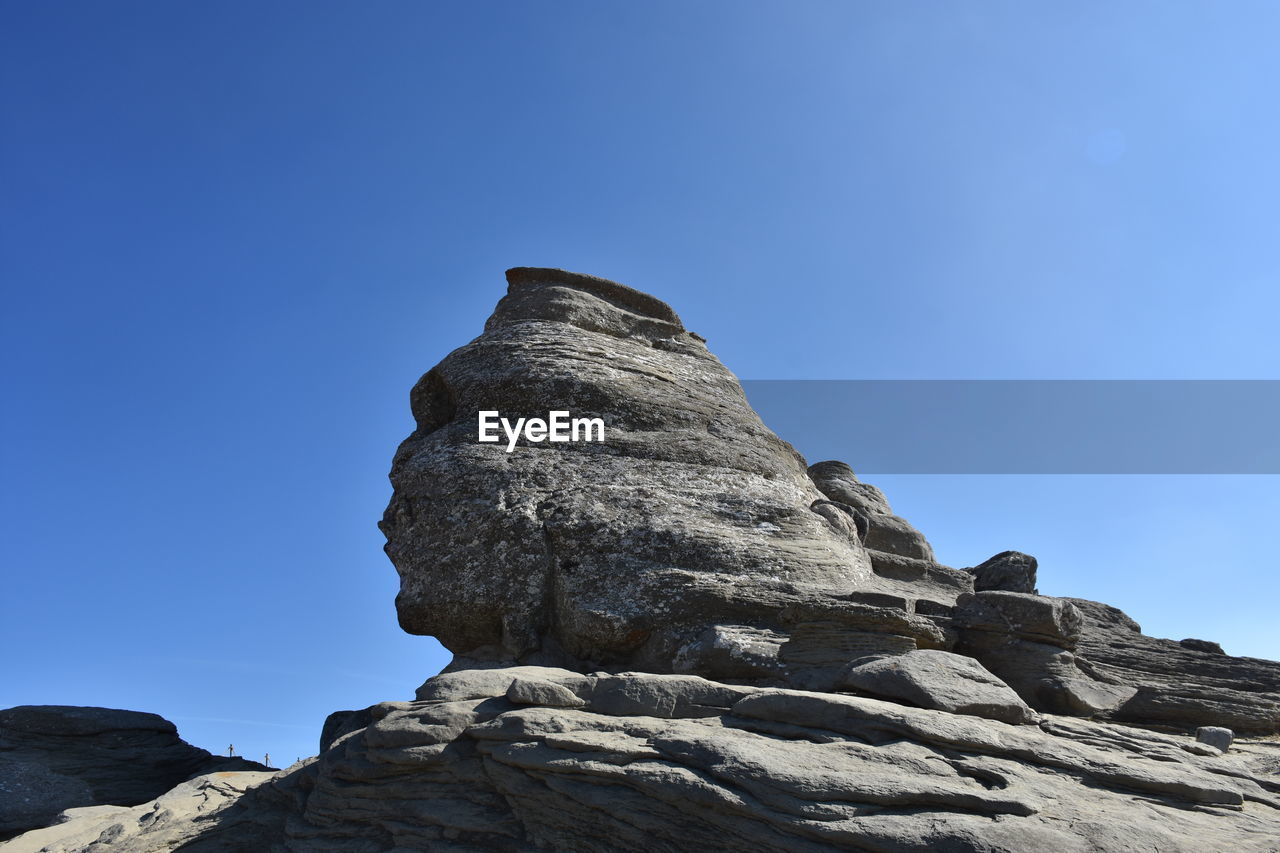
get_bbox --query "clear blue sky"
[3,2,1278,765]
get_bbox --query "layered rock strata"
[13,668,1280,853]
[7,268,1280,852]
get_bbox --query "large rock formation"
[12,668,1279,853]
[0,706,265,839]
[380,267,968,683]
[6,268,1280,851]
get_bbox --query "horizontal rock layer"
[17,668,1280,852]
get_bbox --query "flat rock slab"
[839,649,1038,724]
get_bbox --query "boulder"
[1180,638,1226,654]
[951,593,1143,716]
[837,649,1038,724]
[671,624,787,681]
[1196,725,1234,752]
[967,550,1038,594]
[955,591,1082,649]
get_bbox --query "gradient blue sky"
[3,2,1278,765]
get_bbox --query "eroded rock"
[967,550,1038,594]
[0,706,265,840]
[838,649,1038,724]
[380,268,971,676]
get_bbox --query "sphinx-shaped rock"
[10,268,1280,852]
[379,268,1280,739]
[382,268,972,676]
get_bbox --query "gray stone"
[1196,725,1234,752]
[671,624,786,681]
[32,669,1273,853]
[838,649,1038,724]
[1181,637,1227,655]
[506,677,586,708]
[1110,685,1279,734]
[1068,597,1280,735]
[955,591,1083,648]
[318,707,374,752]
[380,267,972,678]
[807,460,936,561]
[968,550,1038,594]
[0,706,266,839]
[0,771,282,853]
[12,269,1280,851]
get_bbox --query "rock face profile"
[383,269,955,675]
[381,268,967,686]
[6,268,1280,852]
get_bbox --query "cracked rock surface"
[380,268,971,674]
[12,668,1279,852]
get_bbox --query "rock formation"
[0,706,265,839]
[5,268,1279,852]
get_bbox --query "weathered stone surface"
[380,268,971,677]
[1198,725,1235,752]
[953,596,1139,716]
[1183,637,1228,655]
[0,770,287,853]
[1111,684,1280,734]
[671,624,787,681]
[319,707,375,753]
[0,706,265,839]
[808,460,937,562]
[28,668,1279,853]
[838,649,1038,724]
[1068,597,1280,735]
[506,677,587,708]
[956,591,1083,648]
[967,550,1038,594]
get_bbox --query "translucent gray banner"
[740,380,1280,474]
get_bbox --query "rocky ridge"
[4,268,1278,852]
[0,706,266,840]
